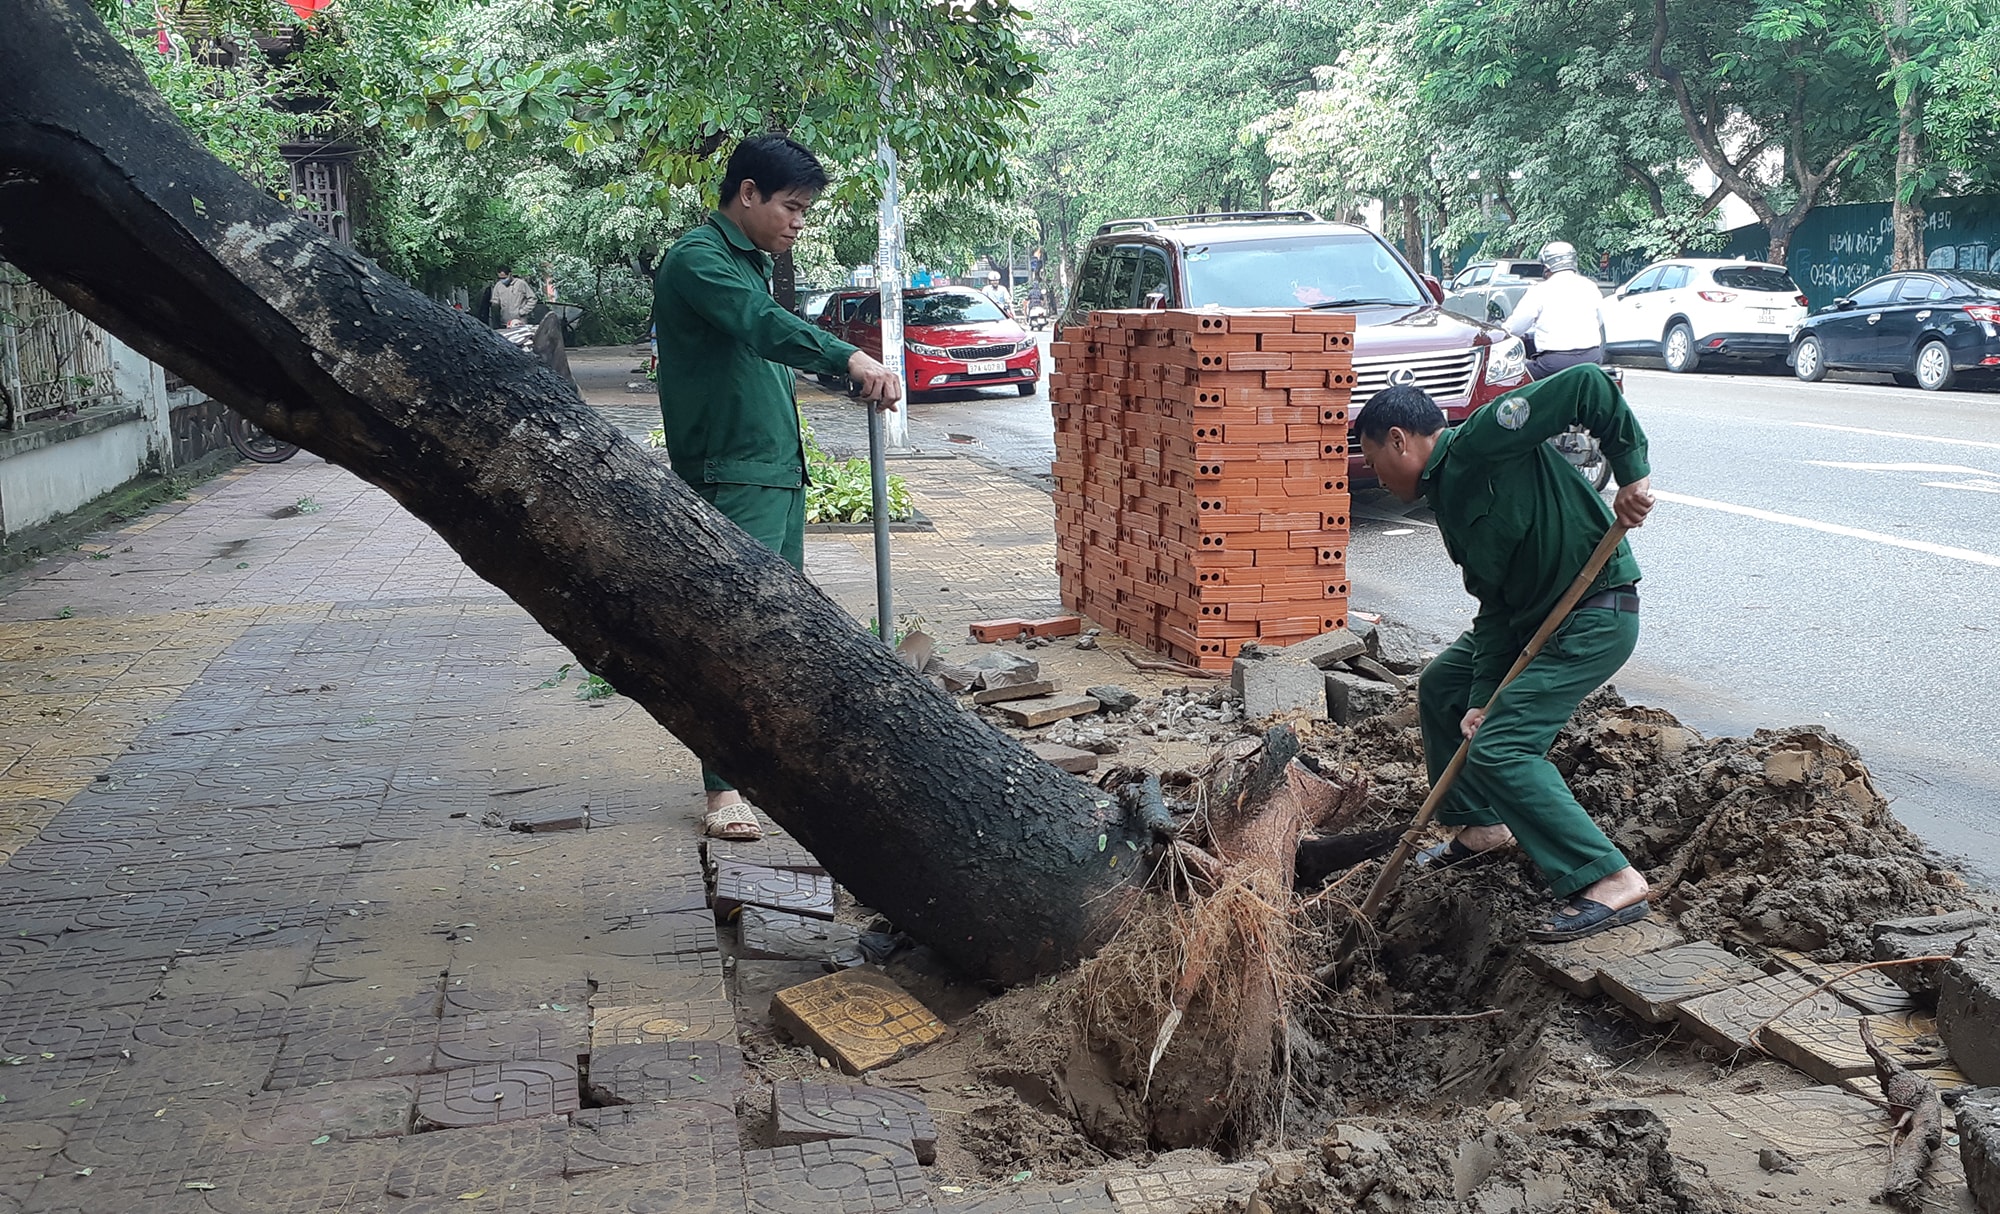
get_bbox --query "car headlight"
[1015,337,1039,355]
[1485,336,1526,383]
[907,341,950,358]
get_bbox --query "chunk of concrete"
[1085,684,1140,712]
[960,650,1041,689]
[1326,670,1398,725]
[1280,628,1366,670]
[995,695,1100,728]
[1028,742,1099,774]
[1874,910,1993,995]
[1367,620,1435,675]
[1231,653,1325,721]
[1957,1088,2000,1213]
[1347,654,1407,691]
[1940,929,2000,1085]
[972,679,1056,704]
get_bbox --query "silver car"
[1443,259,1548,323]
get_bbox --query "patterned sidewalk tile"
[583,1041,746,1104]
[743,1139,928,1214]
[772,1079,938,1164]
[414,1061,580,1130]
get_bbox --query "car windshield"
[1182,233,1426,309]
[1951,272,2000,298]
[1713,266,1798,293]
[907,290,1005,325]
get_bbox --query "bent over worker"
[1351,364,1657,942]
[654,134,902,843]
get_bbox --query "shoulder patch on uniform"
[1496,398,1530,431]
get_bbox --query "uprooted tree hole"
[860,685,1978,1204]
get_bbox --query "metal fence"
[0,263,120,429]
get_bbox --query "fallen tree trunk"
[0,0,1145,984]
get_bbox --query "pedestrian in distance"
[1348,364,1657,942]
[490,266,538,328]
[653,134,902,842]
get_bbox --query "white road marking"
[1808,460,1995,475]
[1924,479,2000,494]
[1654,490,2000,569]
[1793,421,2000,452]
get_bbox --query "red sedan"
[821,287,1041,397]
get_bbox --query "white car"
[1601,259,1808,373]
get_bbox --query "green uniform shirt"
[1419,364,1651,706]
[654,212,860,488]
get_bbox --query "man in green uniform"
[1350,364,1656,941]
[655,134,901,840]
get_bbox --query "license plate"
[1755,308,1779,323]
[967,359,1006,375]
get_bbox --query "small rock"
[1955,1088,2000,1211]
[1346,653,1407,690]
[1368,620,1434,674]
[960,651,1040,690]
[1758,1147,1799,1174]
[1074,636,1098,650]
[933,662,981,693]
[1084,684,1139,712]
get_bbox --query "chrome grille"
[1352,349,1482,404]
[947,343,1016,361]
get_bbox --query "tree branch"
[1649,0,1776,224]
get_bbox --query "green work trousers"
[691,481,806,793]
[1418,607,1640,898]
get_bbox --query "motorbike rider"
[981,270,1014,315]
[1503,242,1605,379]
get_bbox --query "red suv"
[1059,212,1529,481]
[818,287,1041,397]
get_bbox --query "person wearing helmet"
[981,270,1014,315]
[1503,242,1606,379]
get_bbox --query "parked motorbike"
[227,411,300,463]
[500,301,586,383]
[1520,338,1618,492]
[1026,302,1050,331]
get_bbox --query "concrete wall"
[0,328,223,542]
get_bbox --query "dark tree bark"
[0,0,1146,984]
[1878,0,1928,271]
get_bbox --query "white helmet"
[1538,241,1579,273]
[987,271,1001,283]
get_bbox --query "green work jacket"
[1419,364,1651,706]
[654,212,859,489]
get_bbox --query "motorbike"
[227,411,300,463]
[1026,302,1050,331]
[1521,337,1618,492]
[500,301,587,383]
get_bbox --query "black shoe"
[1527,897,1650,943]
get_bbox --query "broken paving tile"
[739,907,863,965]
[771,1079,938,1164]
[567,1101,740,1176]
[1673,971,1853,1054]
[583,1041,746,1104]
[589,1001,738,1047]
[414,1060,580,1129]
[771,969,950,1074]
[1764,1011,1945,1086]
[1709,1086,1889,1157]
[384,1118,570,1198]
[1105,1164,1266,1213]
[971,679,1056,704]
[1768,948,1919,1015]
[703,835,826,877]
[233,1078,416,1145]
[1596,942,1762,1024]
[932,1182,1119,1214]
[507,806,588,832]
[995,695,1100,729]
[712,863,836,922]
[1522,918,1685,997]
[1027,742,1099,775]
[743,1139,927,1214]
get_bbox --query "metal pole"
[873,12,908,452]
[866,399,893,639]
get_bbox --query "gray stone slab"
[1767,948,1918,1015]
[772,1079,939,1163]
[1279,628,1365,669]
[1764,1011,1943,1086]
[713,863,836,921]
[1325,670,1397,725]
[740,907,863,965]
[384,1117,570,1199]
[972,679,1056,704]
[1231,654,1324,720]
[588,1000,738,1046]
[1522,917,1685,996]
[1597,942,1762,1024]
[1872,910,1991,994]
[1954,1087,2000,1213]
[704,835,827,877]
[743,1139,929,1214]
[1941,928,2000,1085]
[928,1182,1118,1214]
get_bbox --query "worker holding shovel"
[1346,364,1656,942]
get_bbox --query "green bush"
[644,414,915,524]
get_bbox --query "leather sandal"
[1527,897,1649,943]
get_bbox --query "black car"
[1789,270,2000,390]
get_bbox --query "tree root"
[1860,1019,1942,1211]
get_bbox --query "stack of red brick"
[1050,309,1356,673]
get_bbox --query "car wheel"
[1016,381,1037,397]
[1662,322,1699,373]
[1792,335,1827,382]
[1915,339,1956,391]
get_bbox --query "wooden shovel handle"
[1354,524,1631,921]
